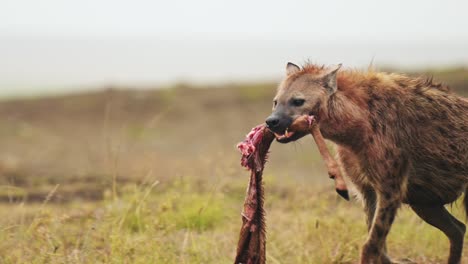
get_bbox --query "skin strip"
[235,125,274,264]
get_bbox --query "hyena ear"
[286,62,300,76]
[322,63,342,94]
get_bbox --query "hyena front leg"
[361,187,389,257]
[361,187,377,231]
[360,156,409,264]
[360,192,401,264]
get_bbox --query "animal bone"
[289,115,349,200]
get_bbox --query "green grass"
[0,175,465,263]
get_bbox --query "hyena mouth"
[273,128,295,140]
[273,115,315,143]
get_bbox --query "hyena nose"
[265,116,280,128]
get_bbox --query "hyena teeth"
[307,115,315,126]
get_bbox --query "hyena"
[266,62,468,264]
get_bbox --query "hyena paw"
[360,244,392,264]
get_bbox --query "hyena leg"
[361,187,377,231]
[360,190,402,264]
[361,187,389,254]
[410,205,465,264]
[359,146,410,264]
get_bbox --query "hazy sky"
[1,0,468,95]
[2,0,468,40]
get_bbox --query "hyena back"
[266,62,468,264]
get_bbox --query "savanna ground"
[0,68,467,263]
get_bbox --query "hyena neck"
[318,90,368,151]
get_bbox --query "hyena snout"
[265,114,292,134]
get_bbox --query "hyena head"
[266,62,341,143]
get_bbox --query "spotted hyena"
[266,62,468,264]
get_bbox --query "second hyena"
[266,62,468,264]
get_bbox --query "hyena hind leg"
[410,204,466,264]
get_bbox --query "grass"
[0,176,465,263]
[0,68,467,263]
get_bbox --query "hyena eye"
[291,98,305,107]
[273,100,278,107]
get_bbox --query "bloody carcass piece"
[289,115,349,200]
[234,119,349,264]
[235,125,274,264]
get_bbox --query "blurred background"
[1,1,467,263]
